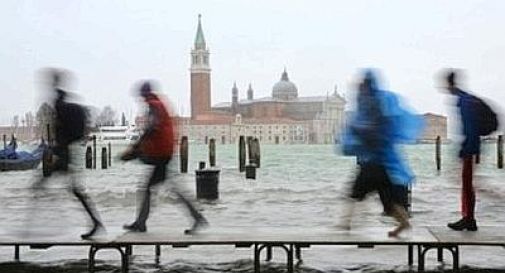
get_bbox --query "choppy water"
[1,143,505,272]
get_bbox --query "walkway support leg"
[254,244,260,273]
[155,245,161,264]
[266,245,272,261]
[450,246,459,272]
[437,246,444,262]
[418,245,426,272]
[88,245,129,273]
[287,244,294,273]
[408,245,413,266]
[14,245,20,262]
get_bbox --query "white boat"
[88,125,141,145]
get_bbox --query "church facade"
[179,16,346,144]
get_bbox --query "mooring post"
[101,147,107,169]
[254,138,261,168]
[46,124,51,145]
[42,147,53,177]
[407,185,412,217]
[108,142,112,167]
[498,135,503,169]
[85,146,92,169]
[247,136,254,164]
[180,136,189,173]
[199,161,206,170]
[2,134,6,149]
[209,138,216,167]
[239,135,246,172]
[436,136,441,171]
[92,135,97,169]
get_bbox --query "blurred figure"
[340,70,423,237]
[33,68,103,239]
[121,81,208,234]
[442,70,498,231]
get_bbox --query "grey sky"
[1,0,504,126]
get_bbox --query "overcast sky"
[1,0,504,127]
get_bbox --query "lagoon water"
[1,143,505,272]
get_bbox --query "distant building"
[0,126,37,142]
[419,113,447,142]
[180,15,346,144]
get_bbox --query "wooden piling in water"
[42,148,52,177]
[436,136,441,171]
[108,142,112,167]
[2,134,5,150]
[209,138,216,167]
[253,138,261,168]
[85,146,92,169]
[247,136,254,165]
[199,161,206,170]
[180,136,189,173]
[46,124,51,145]
[101,147,107,169]
[239,136,246,172]
[92,135,97,169]
[498,135,503,169]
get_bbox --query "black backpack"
[472,95,498,136]
[57,102,88,144]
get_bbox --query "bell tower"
[190,14,211,119]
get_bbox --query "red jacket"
[139,94,175,159]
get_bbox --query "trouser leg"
[71,183,101,224]
[137,163,166,225]
[461,156,475,219]
[174,191,203,220]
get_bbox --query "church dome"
[272,69,298,100]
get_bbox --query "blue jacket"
[454,88,480,157]
[341,71,424,186]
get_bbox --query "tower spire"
[247,83,254,100]
[194,14,206,50]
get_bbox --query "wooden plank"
[0,226,438,246]
[428,226,505,245]
[114,227,437,245]
[0,227,116,246]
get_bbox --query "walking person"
[33,68,103,239]
[340,70,423,237]
[121,81,208,234]
[443,70,498,231]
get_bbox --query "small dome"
[272,69,298,100]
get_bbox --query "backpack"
[472,95,498,136]
[57,102,88,144]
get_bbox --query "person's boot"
[448,218,478,231]
[388,204,411,237]
[81,221,105,240]
[184,216,209,235]
[123,222,147,232]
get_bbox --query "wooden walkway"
[1,226,505,273]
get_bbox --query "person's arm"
[121,105,159,161]
[459,97,480,157]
